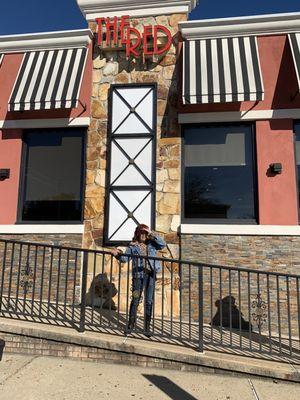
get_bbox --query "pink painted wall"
[0,44,92,224]
[179,34,300,225]
[256,120,298,225]
[0,129,22,224]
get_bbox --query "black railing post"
[198,264,204,352]
[79,250,88,333]
[0,241,7,312]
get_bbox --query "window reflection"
[21,128,85,222]
[184,124,257,222]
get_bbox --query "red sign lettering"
[120,15,130,45]
[154,25,173,55]
[96,16,172,57]
[126,27,142,57]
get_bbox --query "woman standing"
[111,224,166,337]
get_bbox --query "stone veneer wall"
[84,14,187,259]
[0,234,83,248]
[181,234,300,337]
[181,234,300,272]
[0,235,83,306]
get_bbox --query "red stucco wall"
[0,44,92,224]
[180,34,300,225]
[0,129,22,224]
[256,119,298,225]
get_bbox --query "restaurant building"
[1,1,300,273]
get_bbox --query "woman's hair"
[133,224,149,242]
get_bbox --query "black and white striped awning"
[289,33,300,91]
[9,48,87,111]
[0,54,4,66]
[183,36,264,104]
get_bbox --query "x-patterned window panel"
[105,84,157,245]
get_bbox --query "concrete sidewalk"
[0,317,300,383]
[0,353,300,400]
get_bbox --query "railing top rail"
[1,237,300,279]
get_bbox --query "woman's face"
[139,231,148,243]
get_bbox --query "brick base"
[0,319,299,382]
[0,331,220,373]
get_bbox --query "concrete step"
[0,317,300,383]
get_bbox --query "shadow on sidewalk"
[143,374,198,400]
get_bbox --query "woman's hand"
[143,227,152,237]
[111,248,122,257]
[145,228,156,240]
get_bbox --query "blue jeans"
[129,271,155,320]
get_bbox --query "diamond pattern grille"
[105,84,156,244]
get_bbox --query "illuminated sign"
[96,16,172,57]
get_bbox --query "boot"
[144,316,152,338]
[124,314,135,335]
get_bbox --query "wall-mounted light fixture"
[0,169,10,181]
[269,163,282,175]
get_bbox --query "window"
[19,128,85,223]
[294,122,300,215]
[183,123,257,223]
[104,84,156,245]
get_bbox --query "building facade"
[1,2,300,275]
[0,29,93,246]
[179,13,300,274]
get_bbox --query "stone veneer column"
[84,14,186,258]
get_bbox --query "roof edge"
[180,11,300,40]
[76,0,197,20]
[0,29,93,53]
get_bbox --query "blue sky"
[0,0,87,35]
[190,0,300,20]
[0,0,300,35]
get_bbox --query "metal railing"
[0,237,299,361]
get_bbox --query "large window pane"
[183,124,257,222]
[21,128,85,222]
